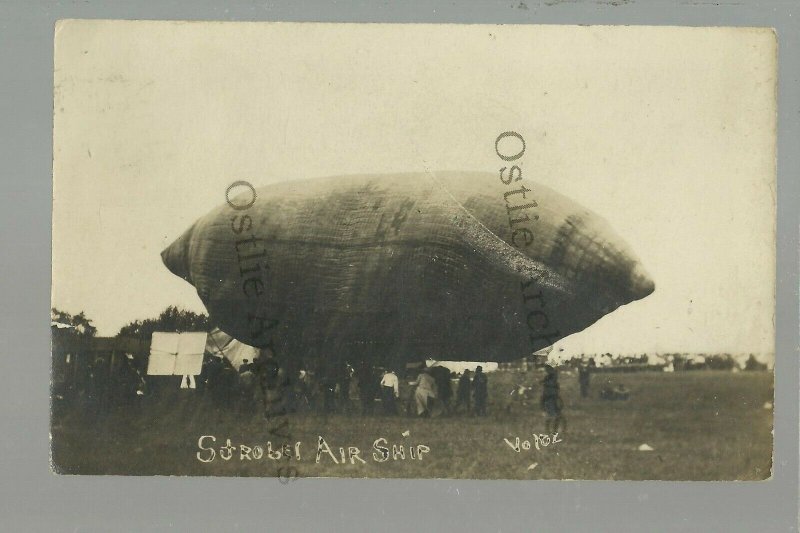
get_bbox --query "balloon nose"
[161,224,195,283]
[629,262,655,301]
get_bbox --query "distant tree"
[51,307,97,342]
[706,354,735,371]
[744,354,767,372]
[116,305,210,341]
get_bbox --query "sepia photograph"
[50,20,776,480]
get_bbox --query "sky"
[53,22,776,357]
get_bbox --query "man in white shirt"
[380,369,400,415]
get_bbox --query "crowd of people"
[198,353,500,417]
[62,348,631,433]
[405,366,489,417]
[198,354,497,419]
[56,353,147,415]
[196,353,593,432]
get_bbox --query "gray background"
[1,0,797,531]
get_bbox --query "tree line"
[51,306,210,342]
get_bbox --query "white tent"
[426,359,498,374]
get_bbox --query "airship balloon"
[161,172,654,367]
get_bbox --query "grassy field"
[51,370,773,480]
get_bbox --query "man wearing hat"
[472,366,489,416]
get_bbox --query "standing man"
[239,358,253,374]
[472,366,488,416]
[296,368,311,411]
[541,365,566,434]
[86,356,107,418]
[356,361,375,416]
[203,356,225,408]
[238,359,256,415]
[413,367,437,417]
[455,369,472,415]
[320,362,338,414]
[256,348,283,417]
[578,363,591,399]
[380,369,400,415]
[218,358,238,410]
[430,366,453,416]
[337,360,353,414]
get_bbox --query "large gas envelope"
[161,172,654,366]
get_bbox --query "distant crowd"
[199,354,583,434]
[202,355,495,419]
[58,350,646,433]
